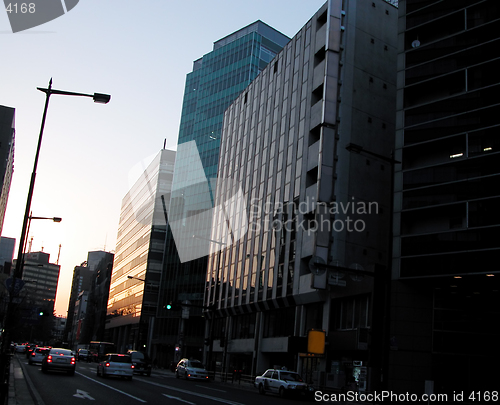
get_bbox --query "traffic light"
[38,310,50,317]
[165,301,181,311]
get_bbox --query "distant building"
[14,251,60,314]
[0,106,15,236]
[79,251,114,344]
[0,236,15,274]
[392,0,500,394]
[106,148,175,354]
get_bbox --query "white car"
[29,347,51,365]
[175,359,209,380]
[97,354,134,380]
[255,369,315,398]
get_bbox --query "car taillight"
[31,352,35,356]
[105,362,110,367]
[71,357,76,365]
[131,365,135,369]
[47,355,52,363]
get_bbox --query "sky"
[0,0,327,317]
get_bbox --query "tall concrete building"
[205,0,397,391]
[16,252,60,314]
[65,250,113,346]
[154,21,290,368]
[0,106,15,236]
[106,148,175,354]
[392,0,500,395]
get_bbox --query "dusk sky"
[0,0,326,316]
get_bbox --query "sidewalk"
[8,355,37,405]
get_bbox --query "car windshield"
[50,349,72,356]
[189,361,204,369]
[281,372,303,382]
[109,355,131,363]
[131,352,145,360]
[37,349,50,354]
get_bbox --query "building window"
[332,295,370,330]
[262,307,295,338]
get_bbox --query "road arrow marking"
[163,394,196,404]
[73,389,95,400]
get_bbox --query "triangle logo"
[4,0,79,33]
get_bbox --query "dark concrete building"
[392,0,500,395]
[205,0,397,391]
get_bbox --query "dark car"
[126,350,152,376]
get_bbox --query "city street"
[17,355,312,405]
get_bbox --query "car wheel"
[127,376,133,381]
[28,360,32,365]
[97,367,101,377]
[258,384,266,395]
[175,370,180,379]
[279,387,286,398]
[184,371,188,380]
[42,366,47,374]
[68,370,75,376]
[146,371,151,377]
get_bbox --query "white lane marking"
[195,385,227,393]
[73,389,95,400]
[135,378,244,405]
[76,372,146,403]
[163,394,196,404]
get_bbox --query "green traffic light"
[166,304,172,310]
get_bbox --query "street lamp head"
[93,93,111,104]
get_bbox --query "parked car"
[126,350,152,376]
[255,369,315,398]
[97,354,134,380]
[175,359,209,380]
[77,349,91,362]
[29,347,50,365]
[41,348,76,375]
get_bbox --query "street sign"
[5,278,25,296]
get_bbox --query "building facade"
[17,252,60,314]
[106,148,175,354]
[154,21,290,368]
[0,106,15,236]
[65,261,94,344]
[392,0,500,395]
[205,0,397,391]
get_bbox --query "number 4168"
[6,3,36,13]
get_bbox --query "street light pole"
[0,79,110,405]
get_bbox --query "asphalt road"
[19,356,312,405]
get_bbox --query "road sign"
[5,278,25,296]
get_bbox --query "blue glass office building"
[153,21,290,366]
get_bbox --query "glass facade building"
[106,149,175,353]
[0,106,15,237]
[154,21,290,367]
[392,0,500,394]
